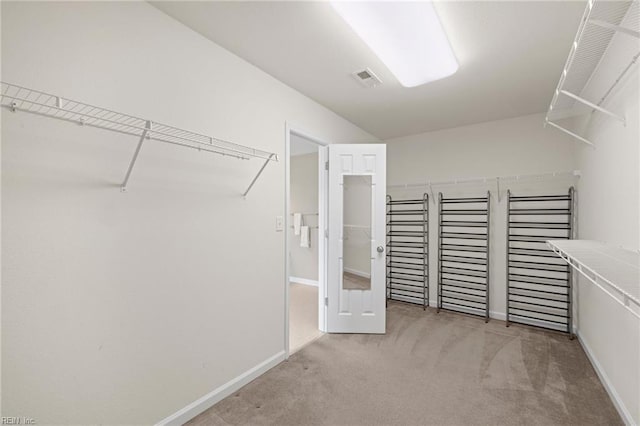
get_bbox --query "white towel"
[300,226,310,248]
[293,213,302,236]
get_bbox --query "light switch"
[275,215,284,232]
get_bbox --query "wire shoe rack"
[386,194,429,309]
[506,188,574,335]
[506,188,575,336]
[437,192,491,321]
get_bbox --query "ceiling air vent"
[352,68,382,88]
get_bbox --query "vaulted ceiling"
[152,1,585,140]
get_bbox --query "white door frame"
[284,122,329,359]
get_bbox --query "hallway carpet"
[187,301,621,425]
[289,283,323,353]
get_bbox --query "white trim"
[343,267,371,279]
[389,298,579,333]
[318,146,329,333]
[576,331,635,426]
[285,124,291,359]
[290,276,319,287]
[433,300,506,321]
[155,351,286,426]
[285,123,330,360]
[506,313,574,334]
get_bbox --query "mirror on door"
[342,175,372,291]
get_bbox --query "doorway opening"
[285,126,328,357]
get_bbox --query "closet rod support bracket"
[559,90,625,124]
[243,153,276,198]
[120,120,152,192]
[546,119,595,147]
[588,19,640,39]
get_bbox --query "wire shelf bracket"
[545,0,639,147]
[121,121,151,192]
[0,81,278,195]
[243,153,276,198]
[589,18,640,38]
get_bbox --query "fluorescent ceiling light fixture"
[331,1,458,87]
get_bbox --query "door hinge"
[325,161,329,170]
[324,229,328,238]
[324,297,329,306]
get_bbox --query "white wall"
[0,2,377,424]
[289,152,319,282]
[571,16,639,424]
[385,112,579,317]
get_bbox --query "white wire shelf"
[545,0,639,146]
[0,82,278,194]
[548,240,640,319]
[387,170,580,203]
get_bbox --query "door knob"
[377,246,384,253]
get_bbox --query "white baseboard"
[388,297,503,319]
[388,297,578,333]
[344,267,370,279]
[438,301,506,322]
[576,331,635,426]
[289,276,319,287]
[155,351,286,426]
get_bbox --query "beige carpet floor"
[188,301,621,426]
[289,283,323,353]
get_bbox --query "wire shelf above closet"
[387,170,581,203]
[548,240,640,319]
[0,82,278,194]
[545,0,639,146]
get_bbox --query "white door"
[326,144,386,333]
